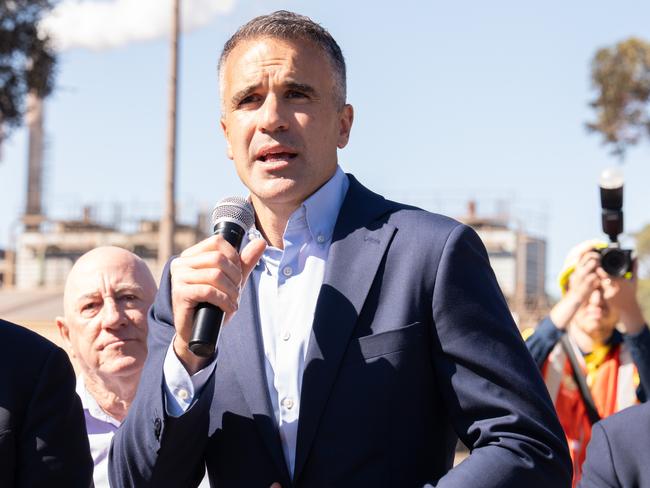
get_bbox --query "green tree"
[0,0,57,139]
[587,37,650,159]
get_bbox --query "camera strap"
[559,334,601,425]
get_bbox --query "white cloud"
[40,0,235,51]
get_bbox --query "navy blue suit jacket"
[579,402,650,487]
[110,176,571,487]
[0,319,93,487]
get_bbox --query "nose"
[257,94,288,134]
[99,299,126,330]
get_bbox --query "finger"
[595,267,610,280]
[173,251,242,285]
[180,234,240,260]
[580,250,602,263]
[577,254,600,273]
[570,261,599,289]
[172,282,238,314]
[601,279,618,300]
[269,483,282,488]
[177,267,241,302]
[240,238,267,285]
[584,273,600,289]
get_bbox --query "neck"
[569,325,609,354]
[252,199,300,249]
[82,370,140,422]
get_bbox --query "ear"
[220,117,234,160]
[337,104,354,149]
[55,316,76,358]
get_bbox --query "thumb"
[240,238,267,285]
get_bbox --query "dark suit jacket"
[0,319,93,487]
[579,402,650,488]
[110,176,571,487]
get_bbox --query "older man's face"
[58,248,156,380]
[220,37,353,214]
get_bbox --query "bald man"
[56,246,157,488]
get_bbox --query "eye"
[119,294,139,303]
[286,90,309,101]
[80,301,100,316]
[236,93,262,108]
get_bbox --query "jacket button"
[154,418,162,440]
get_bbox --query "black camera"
[595,246,633,277]
[598,168,634,277]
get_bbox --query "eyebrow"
[285,82,318,98]
[76,285,144,302]
[77,292,101,302]
[229,81,319,107]
[114,285,145,295]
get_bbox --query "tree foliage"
[0,0,57,134]
[587,37,650,159]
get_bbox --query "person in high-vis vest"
[525,239,650,487]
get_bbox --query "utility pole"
[158,0,180,265]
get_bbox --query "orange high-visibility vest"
[542,339,638,487]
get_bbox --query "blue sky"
[1,0,649,296]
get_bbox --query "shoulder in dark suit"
[579,402,650,488]
[0,319,93,487]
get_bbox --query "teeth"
[261,152,293,161]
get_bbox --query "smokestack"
[158,0,180,264]
[24,91,45,230]
[467,200,477,219]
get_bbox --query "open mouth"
[258,151,297,162]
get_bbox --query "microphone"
[189,197,256,357]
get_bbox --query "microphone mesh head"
[211,196,255,231]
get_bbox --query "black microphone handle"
[189,221,247,357]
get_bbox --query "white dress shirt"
[76,376,120,488]
[164,166,349,477]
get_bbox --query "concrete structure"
[459,201,548,329]
[11,216,206,291]
[0,249,12,289]
[0,213,206,335]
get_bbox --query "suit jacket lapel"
[229,271,291,483]
[293,176,397,482]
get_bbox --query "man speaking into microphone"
[110,11,571,487]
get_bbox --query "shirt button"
[178,388,189,400]
[282,397,294,410]
[282,330,291,341]
[282,266,293,277]
[317,234,326,244]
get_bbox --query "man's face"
[220,37,353,214]
[58,249,156,381]
[572,285,620,342]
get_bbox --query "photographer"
[526,239,650,486]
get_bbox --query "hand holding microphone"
[169,197,266,373]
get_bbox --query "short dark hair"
[218,10,347,108]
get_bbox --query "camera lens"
[600,248,628,277]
